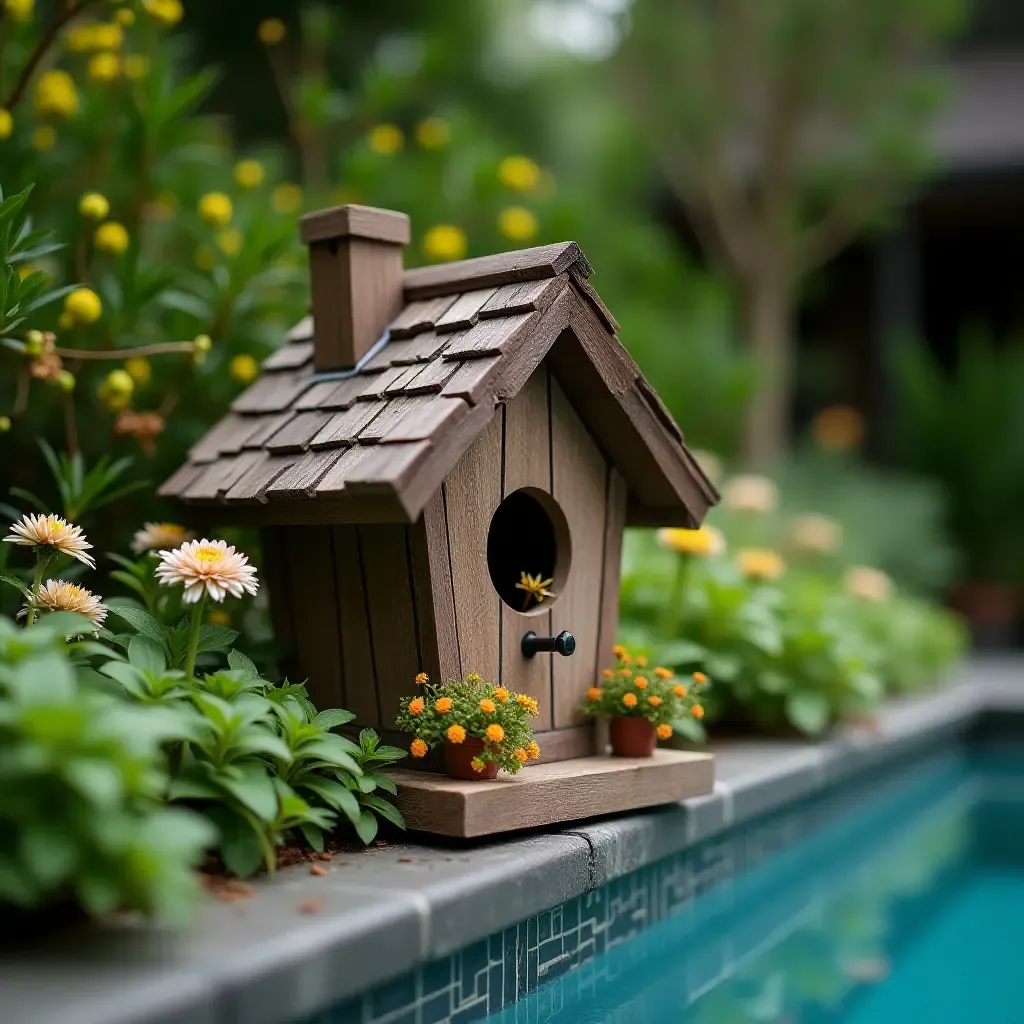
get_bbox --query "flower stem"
[183,593,206,679]
[25,554,47,626]
[662,553,690,639]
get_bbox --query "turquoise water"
[485,751,1024,1024]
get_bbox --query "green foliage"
[396,675,539,774]
[0,613,213,920]
[892,332,1024,583]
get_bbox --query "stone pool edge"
[4,658,1021,1024]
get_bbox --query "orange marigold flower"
[635,655,648,668]
[587,687,602,701]
[479,698,496,713]
[673,684,688,698]
[494,687,510,703]
[435,697,453,713]
[622,692,638,708]
[691,704,705,719]
[692,671,708,685]
[408,697,425,716]
[634,677,648,689]
[527,741,541,759]
[612,644,628,659]
[657,723,673,740]
[447,724,466,744]
[516,694,539,714]
[655,667,673,680]
[602,668,614,679]
[618,667,632,677]
[471,758,486,773]
[647,695,663,707]
[415,672,428,684]
[514,747,528,764]
[485,723,505,743]
[410,738,428,758]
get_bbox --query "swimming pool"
[483,749,1024,1024]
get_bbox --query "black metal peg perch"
[521,630,576,658]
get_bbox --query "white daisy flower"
[131,521,195,555]
[155,538,259,604]
[33,579,107,629]
[844,565,893,603]
[3,513,96,568]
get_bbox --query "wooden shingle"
[265,449,346,500]
[433,288,497,333]
[265,411,332,453]
[224,453,296,504]
[231,372,308,414]
[309,401,386,448]
[388,295,458,338]
[262,341,314,371]
[441,311,534,360]
[403,357,460,394]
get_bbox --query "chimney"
[300,204,411,372]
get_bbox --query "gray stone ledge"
[3,657,1020,1024]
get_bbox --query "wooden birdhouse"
[163,204,719,836]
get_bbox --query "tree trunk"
[742,269,795,468]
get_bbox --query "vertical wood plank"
[499,369,553,730]
[443,411,503,682]
[550,378,608,729]
[359,523,423,727]
[412,488,462,682]
[331,524,380,728]
[259,526,297,680]
[282,526,345,713]
[596,468,628,671]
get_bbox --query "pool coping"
[4,657,1022,1024]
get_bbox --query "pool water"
[485,751,1024,1024]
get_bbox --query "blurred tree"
[617,0,965,465]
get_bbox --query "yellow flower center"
[194,546,223,566]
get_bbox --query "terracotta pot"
[610,716,657,757]
[949,581,1018,650]
[444,736,498,780]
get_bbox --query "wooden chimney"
[299,204,411,372]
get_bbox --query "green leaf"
[218,818,266,879]
[34,611,98,637]
[313,708,356,731]
[196,624,239,653]
[363,772,397,796]
[0,574,31,599]
[359,793,405,830]
[128,635,166,674]
[352,808,378,845]
[657,640,706,664]
[299,822,325,853]
[785,692,831,736]
[218,764,278,822]
[227,649,259,679]
[106,604,169,645]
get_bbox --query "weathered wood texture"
[391,750,715,837]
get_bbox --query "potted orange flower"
[582,646,709,756]
[396,673,540,780]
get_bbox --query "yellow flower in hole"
[435,697,452,713]
[586,687,602,701]
[95,221,129,255]
[234,159,265,189]
[657,526,724,557]
[368,123,403,155]
[622,692,638,709]
[498,206,538,243]
[493,687,509,703]
[673,684,688,698]
[447,724,466,744]
[408,697,425,716]
[485,724,504,743]
[527,741,540,760]
[737,549,785,581]
[229,354,259,384]
[198,192,232,227]
[657,724,673,740]
[515,571,554,607]
[514,748,528,764]
[654,667,673,680]
[691,704,705,720]
[416,118,449,149]
[258,17,286,45]
[498,155,541,192]
[422,224,467,263]
[410,738,428,758]
[479,698,496,714]
[634,677,648,689]
[647,695,663,707]
[692,671,707,686]
[79,192,110,221]
[471,758,486,774]
[415,672,428,684]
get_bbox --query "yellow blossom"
[416,118,449,149]
[602,669,614,679]
[435,697,452,713]
[229,354,260,384]
[479,698,496,714]
[498,155,541,192]
[812,405,864,452]
[67,22,124,51]
[515,694,538,714]
[657,723,673,740]
[692,671,708,686]
[737,548,785,581]
[471,758,486,773]
[79,192,109,220]
[124,358,150,385]
[192,334,212,355]
[498,206,538,243]
[485,723,504,743]
[94,221,129,254]
[415,672,428,684]
[217,227,243,256]
[618,667,632,677]
[526,741,540,760]
[673,684,688,698]
[612,644,628,660]
[258,17,286,45]
[115,8,135,25]
[657,525,725,557]
[447,724,466,744]
[35,69,78,119]
[122,55,150,80]
[4,0,34,23]
[233,159,264,189]
[32,125,56,150]
[0,110,13,140]
[422,224,467,263]
[587,687,602,701]
[88,52,120,83]
[64,288,102,324]
[622,692,638,708]
[103,369,134,397]
[634,677,648,689]
[272,182,303,214]
[515,570,554,606]
[142,0,183,27]
[636,656,648,668]
[408,697,425,716]
[722,474,778,514]
[648,695,663,707]
[410,738,428,758]
[514,748,528,764]
[691,704,705,719]
[198,192,232,227]
[0,416,9,431]
[494,687,509,703]
[368,123,403,155]
[654,667,673,680]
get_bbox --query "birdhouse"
[162,204,718,836]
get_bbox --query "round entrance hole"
[486,488,571,615]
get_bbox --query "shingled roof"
[160,240,717,527]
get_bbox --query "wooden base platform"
[390,749,715,838]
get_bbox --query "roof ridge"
[403,241,590,300]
